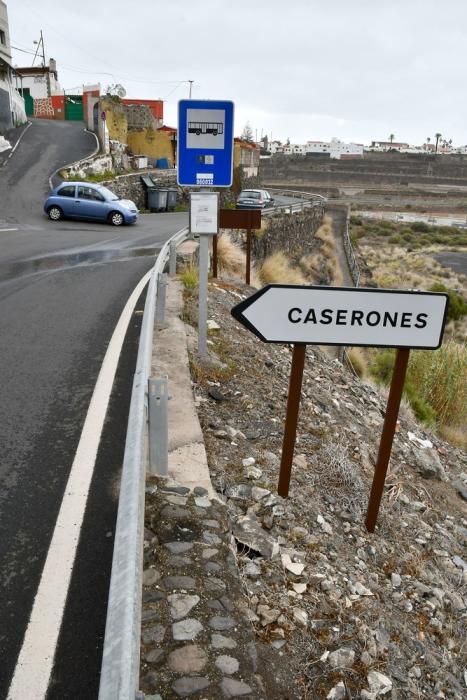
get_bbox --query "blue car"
[44,181,138,226]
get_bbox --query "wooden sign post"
[232,285,449,531]
[219,208,262,285]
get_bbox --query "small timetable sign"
[231,285,449,349]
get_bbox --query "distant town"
[262,136,467,160]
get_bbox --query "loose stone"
[328,647,355,668]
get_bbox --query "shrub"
[429,282,467,321]
[408,342,467,428]
[389,234,402,244]
[411,221,430,232]
[368,342,467,431]
[180,266,198,290]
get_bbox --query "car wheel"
[48,205,63,221]
[109,211,124,226]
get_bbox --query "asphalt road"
[0,119,188,699]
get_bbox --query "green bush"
[369,342,467,430]
[429,283,467,321]
[350,215,362,225]
[411,221,430,233]
[389,234,403,244]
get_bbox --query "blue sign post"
[177,99,234,187]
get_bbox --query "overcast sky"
[7,0,467,146]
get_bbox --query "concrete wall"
[0,85,10,130]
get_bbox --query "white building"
[306,138,363,159]
[0,1,26,131]
[269,137,363,159]
[15,58,62,99]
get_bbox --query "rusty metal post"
[278,343,306,498]
[365,348,410,532]
[245,227,251,285]
[212,234,218,279]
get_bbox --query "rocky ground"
[181,279,467,699]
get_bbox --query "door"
[65,95,83,121]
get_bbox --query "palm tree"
[435,133,442,153]
[389,134,395,145]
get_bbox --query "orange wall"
[51,95,65,120]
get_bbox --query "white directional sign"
[231,285,449,349]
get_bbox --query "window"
[78,186,104,201]
[57,185,76,198]
[0,30,6,45]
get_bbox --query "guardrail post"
[155,273,168,329]
[148,377,169,476]
[169,240,177,277]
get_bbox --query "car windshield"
[98,186,119,201]
[239,191,261,199]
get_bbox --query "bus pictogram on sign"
[188,121,224,136]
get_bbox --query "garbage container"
[152,188,167,212]
[141,174,156,210]
[166,188,178,212]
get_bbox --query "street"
[0,119,187,700]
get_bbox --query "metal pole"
[148,377,168,476]
[155,273,167,329]
[212,234,218,279]
[245,228,251,285]
[198,235,209,356]
[278,344,306,498]
[169,240,177,277]
[365,348,410,532]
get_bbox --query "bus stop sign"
[177,99,234,187]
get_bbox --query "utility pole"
[33,30,50,97]
[188,80,194,98]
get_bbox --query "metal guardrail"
[98,225,189,700]
[98,190,324,699]
[342,209,361,286]
[266,189,327,216]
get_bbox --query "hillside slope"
[184,280,467,699]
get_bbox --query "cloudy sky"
[7,0,467,146]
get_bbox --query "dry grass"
[258,251,307,285]
[408,341,467,430]
[437,424,467,449]
[345,347,367,377]
[216,233,260,287]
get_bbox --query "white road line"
[7,268,152,700]
[0,228,18,232]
